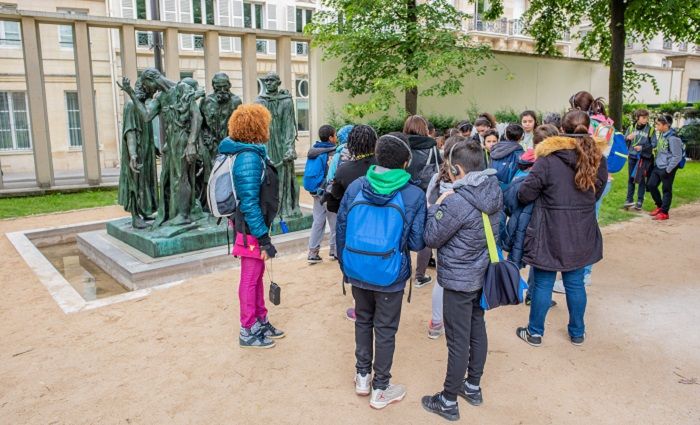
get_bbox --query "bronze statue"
[256,72,301,220]
[117,78,157,229]
[118,68,203,227]
[198,72,242,209]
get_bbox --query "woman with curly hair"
[219,104,284,349]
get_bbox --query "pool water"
[39,242,127,300]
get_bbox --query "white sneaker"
[354,372,371,396]
[553,279,566,294]
[369,383,406,409]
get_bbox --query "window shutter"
[179,0,193,22]
[162,0,177,22]
[121,0,135,18]
[180,34,194,50]
[286,5,295,32]
[232,0,243,27]
[217,0,232,51]
[268,39,276,54]
[266,4,277,30]
[233,37,241,53]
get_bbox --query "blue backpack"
[605,132,628,173]
[341,191,407,286]
[303,152,331,193]
[492,150,522,189]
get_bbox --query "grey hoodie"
[423,169,503,292]
[655,130,684,173]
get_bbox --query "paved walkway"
[0,204,698,424]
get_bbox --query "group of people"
[219,89,686,421]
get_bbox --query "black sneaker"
[415,275,433,288]
[329,253,338,261]
[421,393,460,422]
[428,257,437,268]
[516,327,542,347]
[258,319,285,339]
[307,254,322,264]
[623,201,635,209]
[570,334,585,346]
[634,202,643,211]
[458,381,483,406]
[524,292,556,307]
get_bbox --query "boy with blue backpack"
[336,133,426,410]
[304,125,338,264]
[490,124,525,188]
[420,139,503,421]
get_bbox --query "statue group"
[117,69,299,232]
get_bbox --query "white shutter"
[180,34,194,50]
[162,0,178,22]
[232,0,243,27]
[121,0,135,18]
[268,39,276,54]
[217,0,232,52]
[266,4,277,30]
[233,37,241,53]
[179,0,193,23]
[286,5,296,32]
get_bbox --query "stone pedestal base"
[106,213,314,258]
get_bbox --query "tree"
[306,0,502,117]
[524,0,700,129]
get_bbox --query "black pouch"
[269,282,281,306]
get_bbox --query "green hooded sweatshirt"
[366,165,411,195]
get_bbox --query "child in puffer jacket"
[421,139,503,421]
[218,104,284,350]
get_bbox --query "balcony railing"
[466,17,570,42]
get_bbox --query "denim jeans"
[528,267,587,338]
[583,180,612,277]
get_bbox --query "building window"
[58,25,73,49]
[295,76,309,132]
[137,31,153,48]
[256,39,268,54]
[296,8,312,33]
[293,41,308,56]
[244,2,264,29]
[0,92,31,151]
[688,79,700,103]
[663,39,673,50]
[65,92,82,148]
[180,71,194,80]
[0,20,21,47]
[679,42,688,52]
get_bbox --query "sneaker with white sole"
[239,322,275,349]
[354,372,371,396]
[370,384,406,409]
[415,275,433,288]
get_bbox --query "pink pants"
[239,256,268,329]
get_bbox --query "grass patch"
[599,161,700,226]
[0,189,118,220]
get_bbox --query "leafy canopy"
[523,0,700,101]
[306,0,503,117]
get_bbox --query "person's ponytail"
[562,110,602,192]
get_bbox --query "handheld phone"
[269,282,281,305]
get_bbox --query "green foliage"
[326,106,354,129]
[623,102,648,115]
[464,102,480,122]
[523,0,699,111]
[494,107,520,124]
[306,0,500,117]
[658,100,688,114]
[623,62,659,103]
[365,116,406,135]
[425,114,459,132]
[0,190,117,219]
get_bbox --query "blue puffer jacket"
[218,138,269,239]
[501,170,533,269]
[336,176,426,293]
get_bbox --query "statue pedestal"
[106,213,314,258]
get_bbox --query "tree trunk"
[608,0,626,131]
[405,0,418,115]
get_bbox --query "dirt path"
[0,204,698,424]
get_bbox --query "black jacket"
[406,135,442,190]
[323,156,377,213]
[518,136,608,272]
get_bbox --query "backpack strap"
[482,212,500,263]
